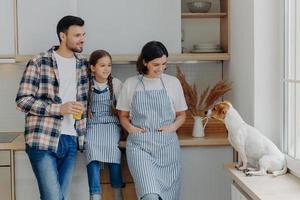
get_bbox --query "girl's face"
[91,56,112,83]
[144,55,167,78]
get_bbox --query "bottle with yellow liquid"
[73,113,82,120]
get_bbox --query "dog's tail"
[272,160,288,177]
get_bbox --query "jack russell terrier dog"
[207,101,287,176]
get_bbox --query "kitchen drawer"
[0,150,10,166]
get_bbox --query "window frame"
[283,0,300,177]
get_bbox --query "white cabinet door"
[14,151,39,200]
[0,167,11,200]
[231,183,251,200]
[77,0,181,54]
[17,0,77,55]
[17,0,181,55]
[180,146,233,200]
[0,0,15,56]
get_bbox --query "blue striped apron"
[85,87,121,164]
[126,76,181,200]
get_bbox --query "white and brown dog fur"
[207,101,287,176]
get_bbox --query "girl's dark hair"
[87,50,117,119]
[56,15,85,43]
[136,41,169,74]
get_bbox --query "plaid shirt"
[16,46,89,152]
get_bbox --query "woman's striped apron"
[85,87,121,164]
[126,76,181,200]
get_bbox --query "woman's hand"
[128,125,145,134]
[158,124,177,133]
[158,111,186,133]
[119,110,145,134]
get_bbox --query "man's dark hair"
[56,15,84,42]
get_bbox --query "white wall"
[224,0,255,125]
[225,0,283,145]
[253,0,283,145]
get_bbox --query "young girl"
[85,50,124,200]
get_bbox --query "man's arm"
[15,59,61,117]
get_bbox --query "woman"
[117,41,187,200]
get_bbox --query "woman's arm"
[159,111,186,132]
[118,111,144,134]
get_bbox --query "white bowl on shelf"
[193,43,220,50]
[187,1,212,13]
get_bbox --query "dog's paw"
[243,169,250,173]
[238,166,247,171]
[245,171,253,176]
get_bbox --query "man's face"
[61,25,85,53]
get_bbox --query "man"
[16,15,88,200]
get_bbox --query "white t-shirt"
[54,51,77,136]
[116,74,187,114]
[93,78,122,98]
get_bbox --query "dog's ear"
[223,101,232,107]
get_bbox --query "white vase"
[192,116,208,137]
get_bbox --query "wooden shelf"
[16,53,230,63]
[169,53,229,61]
[181,12,227,18]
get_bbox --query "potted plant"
[176,66,232,137]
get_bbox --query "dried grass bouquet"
[176,66,232,117]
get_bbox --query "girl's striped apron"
[85,87,121,164]
[126,76,181,200]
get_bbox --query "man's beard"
[67,42,83,53]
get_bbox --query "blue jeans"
[26,134,78,200]
[87,161,124,195]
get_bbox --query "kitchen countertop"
[225,163,300,200]
[0,132,229,150]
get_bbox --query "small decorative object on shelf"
[186,1,212,13]
[176,66,232,137]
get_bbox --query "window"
[284,0,300,177]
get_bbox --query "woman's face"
[91,56,112,83]
[144,55,167,78]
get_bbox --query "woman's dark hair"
[136,41,169,74]
[87,50,117,118]
[56,15,85,43]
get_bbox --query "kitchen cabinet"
[181,0,230,60]
[77,0,181,54]
[16,0,181,55]
[0,167,11,200]
[14,145,232,200]
[13,0,229,62]
[17,0,76,55]
[0,150,11,200]
[231,183,251,200]
[0,0,15,57]
[14,151,138,200]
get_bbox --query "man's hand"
[60,101,83,116]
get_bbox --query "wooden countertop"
[225,163,300,200]
[0,132,229,150]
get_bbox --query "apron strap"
[133,74,167,92]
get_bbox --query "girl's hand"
[158,124,177,133]
[128,126,145,134]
